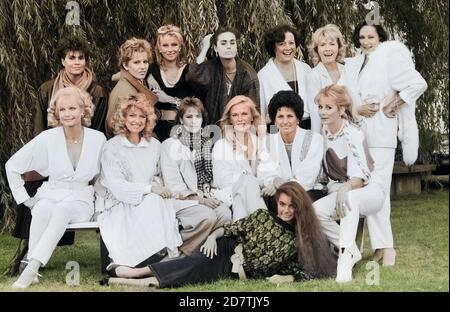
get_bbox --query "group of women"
[5,20,427,289]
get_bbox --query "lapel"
[291,127,304,173]
[56,126,88,175]
[275,131,293,179]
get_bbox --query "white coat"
[306,62,345,133]
[258,58,311,119]
[268,127,323,191]
[5,127,105,207]
[344,41,427,164]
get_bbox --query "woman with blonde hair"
[212,95,277,221]
[6,87,106,289]
[106,38,157,137]
[148,24,197,141]
[312,84,385,283]
[307,24,347,133]
[97,94,185,278]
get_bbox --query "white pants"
[366,148,395,249]
[314,183,384,249]
[29,199,93,266]
[231,174,267,221]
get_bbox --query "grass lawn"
[0,189,448,292]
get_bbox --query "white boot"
[335,244,362,283]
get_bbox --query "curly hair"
[353,21,388,48]
[110,93,157,139]
[315,84,354,122]
[264,24,302,58]
[268,90,304,124]
[118,38,152,69]
[307,24,346,66]
[56,35,90,62]
[176,97,208,127]
[275,181,337,278]
[155,24,187,68]
[47,87,94,127]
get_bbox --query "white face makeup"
[181,106,203,133]
[214,32,237,59]
[123,51,150,80]
[359,25,380,54]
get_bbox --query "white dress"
[5,126,105,265]
[97,135,183,267]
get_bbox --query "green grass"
[0,189,448,292]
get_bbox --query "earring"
[176,125,183,136]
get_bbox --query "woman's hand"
[199,196,222,209]
[200,234,218,259]
[383,93,405,118]
[152,89,176,104]
[261,183,277,197]
[357,103,379,118]
[152,186,172,198]
[334,182,352,219]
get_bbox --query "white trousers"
[29,199,93,266]
[366,148,395,249]
[231,174,267,221]
[314,183,384,249]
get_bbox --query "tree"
[1,0,448,232]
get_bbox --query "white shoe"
[335,246,362,283]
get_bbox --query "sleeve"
[278,258,310,281]
[243,71,261,113]
[346,130,370,183]
[223,209,260,237]
[34,83,50,136]
[100,144,147,205]
[185,62,211,97]
[89,85,108,135]
[387,42,428,106]
[160,140,192,197]
[306,71,322,133]
[5,133,49,204]
[292,133,324,190]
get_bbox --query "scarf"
[177,126,213,191]
[50,67,94,101]
[121,70,158,106]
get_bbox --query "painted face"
[359,25,380,54]
[181,106,203,133]
[158,34,181,63]
[123,51,149,80]
[56,95,83,128]
[214,32,237,59]
[275,106,299,139]
[230,103,253,133]
[277,192,295,222]
[275,32,297,64]
[317,95,343,127]
[125,106,146,135]
[318,38,339,65]
[62,50,86,78]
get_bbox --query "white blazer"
[258,58,311,119]
[268,127,323,190]
[307,62,345,133]
[5,127,105,206]
[344,41,427,163]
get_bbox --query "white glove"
[273,177,288,189]
[196,34,213,64]
[152,89,176,104]
[152,186,172,199]
[334,183,352,219]
[24,197,38,209]
[199,234,217,259]
[199,197,222,209]
[261,183,277,197]
[266,274,294,284]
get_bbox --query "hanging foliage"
[1,0,448,232]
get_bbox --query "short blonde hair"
[315,84,353,122]
[47,87,94,127]
[308,24,346,66]
[118,38,152,69]
[155,24,186,68]
[218,95,265,155]
[111,93,157,139]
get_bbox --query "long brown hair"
[275,182,336,278]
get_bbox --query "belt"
[230,244,246,280]
[46,180,89,191]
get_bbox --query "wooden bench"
[65,221,109,274]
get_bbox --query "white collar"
[119,134,150,148]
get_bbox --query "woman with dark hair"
[258,24,311,129]
[265,90,325,203]
[106,181,336,288]
[344,21,427,266]
[186,27,260,125]
[147,24,197,142]
[106,38,157,138]
[6,87,106,289]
